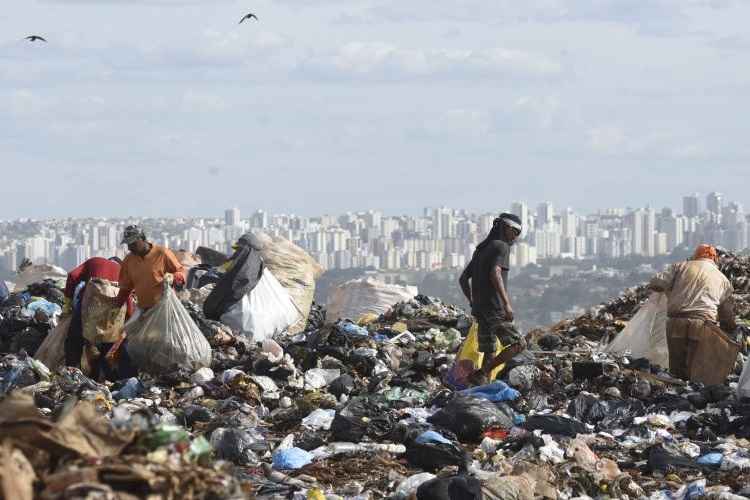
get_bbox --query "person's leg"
[116,339,139,379]
[480,322,527,375]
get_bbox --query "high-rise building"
[683,193,701,218]
[510,201,529,235]
[225,208,241,227]
[627,210,644,256]
[536,202,554,228]
[644,208,656,257]
[561,209,577,238]
[706,192,723,215]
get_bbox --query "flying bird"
[25,35,47,42]
[239,13,258,24]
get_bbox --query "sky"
[1,0,749,219]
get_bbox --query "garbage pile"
[1,252,750,499]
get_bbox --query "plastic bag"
[34,315,71,372]
[444,323,504,390]
[81,279,126,344]
[125,283,212,375]
[326,277,417,322]
[220,269,301,343]
[428,395,515,442]
[738,358,750,400]
[604,292,669,368]
[255,232,324,334]
[330,397,394,442]
[406,440,468,472]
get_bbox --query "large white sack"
[327,277,418,322]
[221,269,302,343]
[255,232,323,334]
[604,292,669,369]
[14,265,67,292]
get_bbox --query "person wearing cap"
[649,244,736,381]
[459,213,527,385]
[115,225,186,310]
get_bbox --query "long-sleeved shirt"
[64,257,122,299]
[116,244,185,309]
[649,258,734,325]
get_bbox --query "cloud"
[298,42,562,81]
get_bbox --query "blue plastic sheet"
[272,447,314,470]
[415,430,453,446]
[339,321,369,338]
[696,453,723,466]
[459,381,520,402]
[23,299,62,319]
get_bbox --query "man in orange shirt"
[115,225,185,309]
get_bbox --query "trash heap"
[1,255,750,499]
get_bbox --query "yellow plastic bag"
[444,322,504,390]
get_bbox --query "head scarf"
[474,212,523,254]
[693,244,718,262]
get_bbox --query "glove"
[63,297,72,315]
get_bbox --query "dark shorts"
[475,312,525,354]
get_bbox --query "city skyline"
[2,191,747,280]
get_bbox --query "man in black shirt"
[459,213,526,385]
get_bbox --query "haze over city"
[2,0,750,219]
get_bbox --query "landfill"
[1,248,750,500]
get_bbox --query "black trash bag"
[703,384,734,403]
[10,325,50,357]
[649,393,694,413]
[182,404,213,426]
[330,397,394,442]
[348,350,378,377]
[329,374,355,398]
[204,245,264,320]
[428,395,515,442]
[523,415,587,437]
[210,428,259,465]
[195,246,229,267]
[647,444,705,473]
[417,475,482,500]
[572,362,604,380]
[568,393,643,430]
[406,440,469,472]
[537,334,562,351]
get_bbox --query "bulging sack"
[326,278,417,322]
[220,269,302,343]
[81,279,126,344]
[126,282,212,375]
[35,315,71,372]
[255,232,323,334]
[604,292,669,369]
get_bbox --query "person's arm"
[115,261,133,307]
[649,264,676,292]
[64,261,88,299]
[459,259,473,305]
[163,249,186,286]
[490,265,513,321]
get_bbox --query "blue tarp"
[459,381,520,402]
